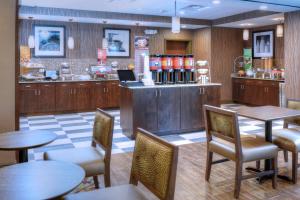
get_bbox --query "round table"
[0,130,57,162]
[0,161,85,200]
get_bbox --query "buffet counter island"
[120,83,221,139]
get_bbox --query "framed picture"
[252,30,274,59]
[33,25,65,58]
[104,28,131,58]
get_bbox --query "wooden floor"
[98,142,300,200]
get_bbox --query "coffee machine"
[162,55,174,84]
[173,55,185,84]
[149,54,163,84]
[184,55,196,83]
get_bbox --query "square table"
[236,106,300,181]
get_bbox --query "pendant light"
[102,20,108,49]
[243,29,249,41]
[27,17,35,48]
[67,19,75,50]
[172,0,180,33]
[276,24,283,38]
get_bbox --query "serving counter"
[120,83,221,139]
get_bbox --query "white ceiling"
[218,13,284,28]
[20,0,299,20]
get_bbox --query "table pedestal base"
[246,167,292,183]
[18,149,28,163]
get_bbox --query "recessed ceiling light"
[179,10,185,15]
[272,17,284,21]
[181,25,187,28]
[259,5,268,10]
[240,23,254,26]
[212,0,221,4]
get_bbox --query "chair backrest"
[130,128,178,200]
[203,105,242,157]
[285,99,300,127]
[92,109,114,155]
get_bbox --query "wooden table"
[0,161,85,200]
[0,130,57,163]
[237,106,300,181]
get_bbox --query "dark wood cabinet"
[232,78,281,106]
[20,80,120,115]
[157,88,181,132]
[55,83,74,112]
[133,88,158,132]
[120,85,221,139]
[91,81,120,109]
[20,83,56,115]
[181,86,221,130]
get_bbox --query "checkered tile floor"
[19,104,286,161]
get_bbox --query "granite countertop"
[231,76,284,82]
[125,83,222,89]
[19,79,119,84]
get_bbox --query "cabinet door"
[38,84,56,113]
[20,84,39,114]
[55,83,74,112]
[232,79,240,102]
[92,82,106,109]
[181,87,203,130]
[74,83,91,111]
[265,85,279,106]
[157,88,181,132]
[106,81,120,108]
[133,89,158,132]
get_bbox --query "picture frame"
[252,30,275,59]
[33,25,66,58]
[103,28,131,58]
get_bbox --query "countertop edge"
[231,76,284,82]
[123,83,222,89]
[19,79,119,84]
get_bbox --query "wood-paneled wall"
[211,27,243,101]
[193,28,212,63]
[284,11,300,99]
[243,25,284,68]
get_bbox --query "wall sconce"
[276,24,284,37]
[243,29,249,41]
[27,16,35,48]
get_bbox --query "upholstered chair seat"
[44,109,114,188]
[209,137,278,162]
[272,129,300,152]
[63,128,179,200]
[44,146,105,177]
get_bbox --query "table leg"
[18,149,28,163]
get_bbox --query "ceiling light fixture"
[240,23,253,27]
[259,5,268,10]
[27,16,35,49]
[172,0,180,34]
[276,24,283,37]
[179,10,185,15]
[212,0,221,5]
[67,19,75,50]
[243,29,249,41]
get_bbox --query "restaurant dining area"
[2,0,300,199]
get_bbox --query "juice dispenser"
[173,55,185,84]
[149,54,162,84]
[184,55,196,83]
[162,55,174,84]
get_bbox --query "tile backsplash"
[29,58,134,74]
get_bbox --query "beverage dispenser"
[173,55,185,84]
[162,55,174,84]
[149,54,162,84]
[184,55,196,83]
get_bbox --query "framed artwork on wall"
[33,25,66,58]
[103,28,131,58]
[252,30,274,59]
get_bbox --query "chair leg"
[104,168,111,187]
[234,161,243,199]
[205,151,213,181]
[256,160,261,170]
[272,157,278,189]
[283,150,288,163]
[292,152,298,184]
[93,175,100,189]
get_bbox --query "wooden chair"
[63,128,179,200]
[44,108,114,188]
[204,105,278,199]
[270,99,300,183]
